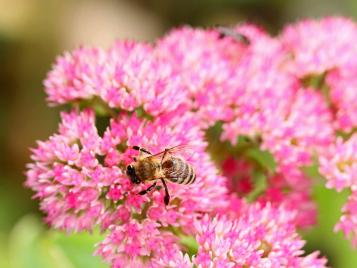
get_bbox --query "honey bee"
[216,26,251,45]
[126,145,196,205]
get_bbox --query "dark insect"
[216,26,251,45]
[126,145,196,205]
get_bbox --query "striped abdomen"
[162,157,196,184]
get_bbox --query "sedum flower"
[96,219,181,268]
[222,157,254,196]
[27,17,357,265]
[326,65,357,132]
[319,134,357,192]
[155,25,252,127]
[320,134,357,245]
[45,41,187,116]
[26,109,105,231]
[281,17,357,77]
[26,107,229,265]
[335,189,357,247]
[261,88,334,170]
[45,47,106,105]
[221,26,298,142]
[222,156,317,228]
[157,204,327,268]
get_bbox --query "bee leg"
[160,178,170,205]
[132,146,152,155]
[139,181,157,195]
[160,148,170,166]
[133,157,137,162]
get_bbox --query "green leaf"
[7,215,107,268]
[179,235,198,257]
[246,170,267,202]
[302,161,325,182]
[7,215,71,268]
[234,135,258,152]
[302,185,357,268]
[78,97,116,117]
[49,231,107,268]
[0,233,10,268]
[301,72,326,89]
[135,106,154,121]
[245,147,276,174]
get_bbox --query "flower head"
[155,26,250,126]
[281,17,357,77]
[261,88,334,169]
[327,65,357,132]
[221,27,298,142]
[26,105,229,265]
[45,41,188,116]
[335,189,357,247]
[319,134,357,246]
[27,18,357,265]
[159,204,327,268]
[319,134,357,191]
[195,206,326,267]
[96,219,180,268]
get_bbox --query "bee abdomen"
[163,157,196,185]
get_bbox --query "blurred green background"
[1,0,357,267]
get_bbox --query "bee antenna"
[132,146,152,155]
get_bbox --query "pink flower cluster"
[26,16,357,267]
[157,204,326,268]
[320,134,357,245]
[26,107,229,266]
[45,42,187,116]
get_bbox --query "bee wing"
[145,144,196,162]
[168,144,199,163]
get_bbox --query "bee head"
[126,165,141,184]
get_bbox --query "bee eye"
[127,165,134,174]
[126,165,140,184]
